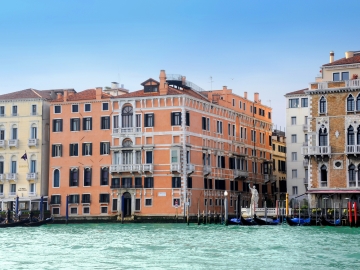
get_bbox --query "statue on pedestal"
[249,184,259,216]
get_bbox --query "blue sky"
[1,0,359,128]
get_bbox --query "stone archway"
[122,192,132,217]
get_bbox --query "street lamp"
[224,191,228,226]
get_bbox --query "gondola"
[23,216,54,227]
[0,218,30,228]
[253,215,280,226]
[320,216,341,226]
[240,215,256,226]
[229,218,241,225]
[286,216,311,226]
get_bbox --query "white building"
[285,89,310,205]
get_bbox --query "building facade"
[302,50,360,209]
[285,89,310,205]
[0,89,65,212]
[271,129,287,201]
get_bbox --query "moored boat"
[0,218,30,228]
[320,216,341,226]
[253,215,280,226]
[23,216,54,227]
[240,215,256,226]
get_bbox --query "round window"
[335,161,342,168]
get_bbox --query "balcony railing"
[203,165,211,176]
[303,159,309,166]
[113,127,142,134]
[301,146,331,156]
[0,174,4,181]
[302,142,308,146]
[171,163,181,172]
[143,164,153,173]
[320,181,327,187]
[186,164,195,174]
[6,173,17,181]
[28,139,38,147]
[28,192,37,196]
[234,170,249,179]
[109,164,142,173]
[26,172,38,180]
[8,139,18,148]
[0,140,5,148]
[303,124,309,131]
[310,79,360,90]
[303,178,308,185]
[346,145,360,155]
[9,192,17,196]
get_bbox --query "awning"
[307,189,360,194]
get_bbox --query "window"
[112,199,118,211]
[232,125,235,136]
[84,168,91,186]
[320,165,327,185]
[349,164,356,185]
[171,112,181,126]
[134,177,142,188]
[52,144,62,157]
[217,155,225,168]
[52,208,60,215]
[70,208,78,214]
[0,106,4,116]
[144,177,154,188]
[202,117,210,131]
[291,152,297,161]
[102,102,109,111]
[113,115,119,129]
[173,198,181,207]
[144,114,154,127]
[216,121,223,134]
[289,99,299,108]
[135,199,141,211]
[0,159,4,174]
[100,206,107,213]
[146,151,153,163]
[100,168,109,185]
[136,114,141,129]
[82,194,91,203]
[72,104,78,112]
[319,128,328,146]
[53,169,60,188]
[172,177,181,188]
[83,207,90,214]
[31,105,37,115]
[342,72,349,81]
[50,195,61,204]
[186,111,190,126]
[347,95,355,111]
[144,85,158,92]
[291,117,296,125]
[204,178,212,189]
[357,126,360,145]
[348,126,355,145]
[251,130,256,142]
[10,183,16,194]
[292,186,298,195]
[101,116,110,129]
[243,103,246,110]
[215,179,226,190]
[187,177,192,189]
[11,160,17,173]
[69,169,79,187]
[53,119,63,132]
[82,143,92,156]
[319,97,326,114]
[292,169,297,178]
[84,103,91,112]
[11,127,17,140]
[239,101,242,108]
[69,194,80,204]
[122,178,132,188]
[99,194,110,203]
[122,106,133,128]
[291,134,297,143]
[54,105,61,114]
[145,198,152,206]
[357,95,360,111]
[83,117,92,130]
[333,73,340,81]
[70,118,80,131]
[100,142,110,155]
[31,125,37,139]
[228,123,231,136]
[171,149,178,163]
[69,143,79,156]
[301,98,308,107]
[232,99,235,106]
[268,112,271,119]
[12,105,17,116]
[30,160,36,173]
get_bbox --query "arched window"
[357,126,360,145]
[348,126,355,145]
[31,124,37,139]
[122,139,133,147]
[357,95,360,111]
[320,165,327,186]
[319,128,328,146]
[122,106,133,128]
[349,164,356,185]
[84,168,91,186]
[0,125,5,140]
[319,97,326,114]
[100,167,109,185]
[11,124,17,140]
[53,169,60,187]
[347,94,355,111]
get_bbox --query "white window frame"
[54,105,61,114]
[84,103,91,112]
[102,102,109,111]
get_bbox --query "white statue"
[249,184,259,216]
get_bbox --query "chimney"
[244,91,248,99]
[159,70,168,96]
[223,86,227,90]
[96,87,102,100]
[254,92,259,103]
[121,84,124,89]
[111,82,119,89]
[56,93,62,100]
[63,90,68,102]
[345,51,354,59]
[181,76,186,85]
[330,51,334,63]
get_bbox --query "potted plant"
[352,74,358,80]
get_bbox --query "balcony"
[26,172,38,180]
[303,124,309,131]
[113,127,141,134]
[303,178,308,185]
[302,142,308,146]
[186,164,195,174]
[109,164,142,173]
[28,192,37,197]
[0,174,4,182]
[8,139,18,148]
[303,159,309,167]
[28,139,38,147]
[6,173,17,181]
[346,145,360,156]
[203,165,211,176]
[9,192,17,196]
[301,146,331,157]
[310,79,360,90]
[171,163,181,173]
[234,170,249,179]
[0,140,5,148]
[143,164,153,173]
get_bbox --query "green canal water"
[0,223,359,270]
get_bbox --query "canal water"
[0,223,359,269]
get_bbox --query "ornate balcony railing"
[310,79,360,90]
[303,178,308,185]
[26,172,38,180]
[303,159,309,166]
[234,170,249,179]
[320,181,327,187]
[9,192,17,196]
[346,145,360,155]
[28,192,37,196]
[171,163,181,172]
[186,164,195,174]
[28,139,38,147]
[303,124,309,131]
[6,173,17,181]
[0,140,5,148]
[109,164,142,173]
[203,165,211,176]
[143,164,153,173]
[113,127,142,134]
[0,174,4,181]
[301,146,331,156]
[8,139,18,148]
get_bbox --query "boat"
[0,218,30,228]
[320,216,341,226]
[253,215,280,226]
[286,216,311,226]
[23,216,54,227]
[240,215,256,226]
[229,218,241,225]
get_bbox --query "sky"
[1,0,359,129]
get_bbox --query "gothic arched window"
[319,128,328,146]
[349,164,356,183]
[347,94,355,111]
[122,106,133,128]
[357,95,360,111]
[319,97,326,114]
[320,165,327,185]
[348,125,355,145]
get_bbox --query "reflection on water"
[0,223,360,269]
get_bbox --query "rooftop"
[0,88,73,101]
[323,51,360,66]
[284,88,308,96]
[52,89,112,102]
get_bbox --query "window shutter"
[101,117,104,129]
[59,145,62,157]
[60,119,63,131]
[82,143,85,155]
[52,145,55,157]
[70,144,73,156]
[90,118,92,130]
[171,113,174,125]
[89,143,92,155]
[83,118,86,130]
[69,169,72,186]
[75,144,78,156]
[221,156,225,168]
[152,114,155,127]
[89,168,92,186]
[186,111,190,126]
[100,142,103,155]
[52,120,55,132]
[70,119,73,131]
[144,114,148,127]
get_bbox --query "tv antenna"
[209,76,214,90]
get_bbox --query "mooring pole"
[65,195,69,225]
[197,202,200,225]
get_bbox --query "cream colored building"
[0,88,71,211]
[271,129,287,201]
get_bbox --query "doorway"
[122,192,132,217]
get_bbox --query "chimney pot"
[345,51,354,59]
[330,51,334,63]
[223,86,227,90]
[96,87,102,100]
[111,82,119,89]
[244,91,248,99]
